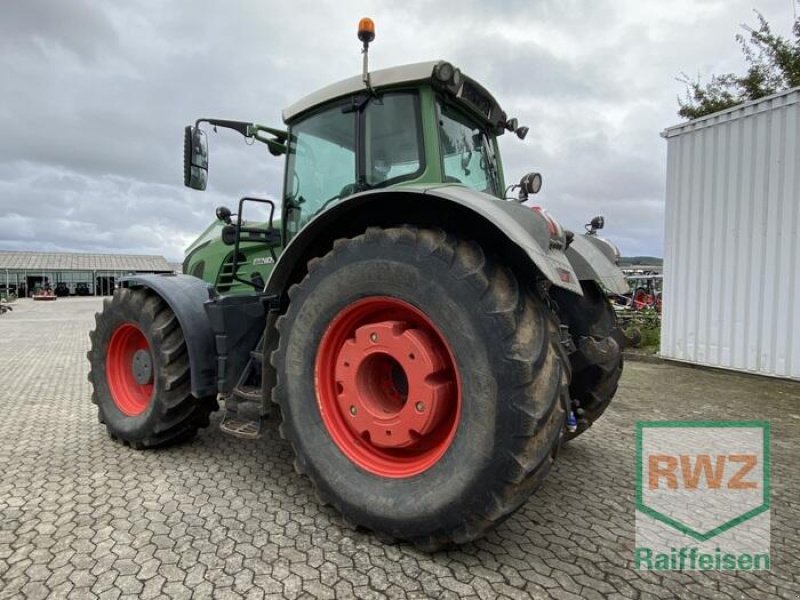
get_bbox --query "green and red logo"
[635,421,770,571]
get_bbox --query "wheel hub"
[315,296,462,478]
[106,323,154,417]
[131,349,153,385]
[335,320,452,449]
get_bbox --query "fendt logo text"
[635,422,770,571]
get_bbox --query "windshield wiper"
[318,181,373,213]
[318,193,343,213]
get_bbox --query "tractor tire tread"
[87,287,218,449]
[551,281,623,440]
[271,225,567,550]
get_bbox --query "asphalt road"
[1,297,798,599]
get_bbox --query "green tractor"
[88,20,628,549]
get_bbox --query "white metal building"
[661,87,800,379]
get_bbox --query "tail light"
[531,206,564,240]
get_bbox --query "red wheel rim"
[106,323,154,416]
[315,297,462,478]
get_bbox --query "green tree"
[678,7,800,119]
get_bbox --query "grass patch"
[620,308,661,351]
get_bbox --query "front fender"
[266,185,583,296]
[566,235,629,295]
[119,274,218,398]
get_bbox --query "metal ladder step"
[220,387,264,439]
[232,385,261,403]
[219,321,273,441]
[219,413,262,439]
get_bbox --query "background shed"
[661,87,800,379]
[0,251,173,297]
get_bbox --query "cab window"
[285,104,356,224]
[285,92,426,230]
[364,93,423,186]
[438,103,499,195]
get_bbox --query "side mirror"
[184,126,208,190]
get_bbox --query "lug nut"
[349,406,357,416]
[415,401,425,412]
[370,332,378,343]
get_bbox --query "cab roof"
[283,61,440,122]
[282,60,507,131]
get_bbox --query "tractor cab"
[185,60,532,219]
[279,60,525,236]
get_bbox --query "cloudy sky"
[1,0,796,261]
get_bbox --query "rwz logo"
[647,453,758,490]
[634,421,770,571]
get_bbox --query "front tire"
[272,227,568,549]
[87,288,218,448]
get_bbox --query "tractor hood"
[185,220,224,257]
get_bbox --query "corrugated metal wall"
[661,88,800,379]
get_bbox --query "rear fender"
[566,234,629,295]
[120,274,218,398]
[266,185,584,297]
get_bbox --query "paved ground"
[1,297,798,600]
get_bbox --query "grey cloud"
[0,0,793,261]
[0,0,118,60]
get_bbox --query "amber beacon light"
[358,18,375,43]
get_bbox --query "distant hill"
[619,256,663,266]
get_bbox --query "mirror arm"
[249,124,288,143]
[252,131,287,156]
[250,124,288,156]
[195,119,288,155]
[196,118,251,137]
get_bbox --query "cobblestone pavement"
[1,297,798,599]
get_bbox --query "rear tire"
[272,226,568,549]
[552,281,623,440]
[87,287,218,448]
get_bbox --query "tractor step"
[219,411,263,439]
[232,384,262,403]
